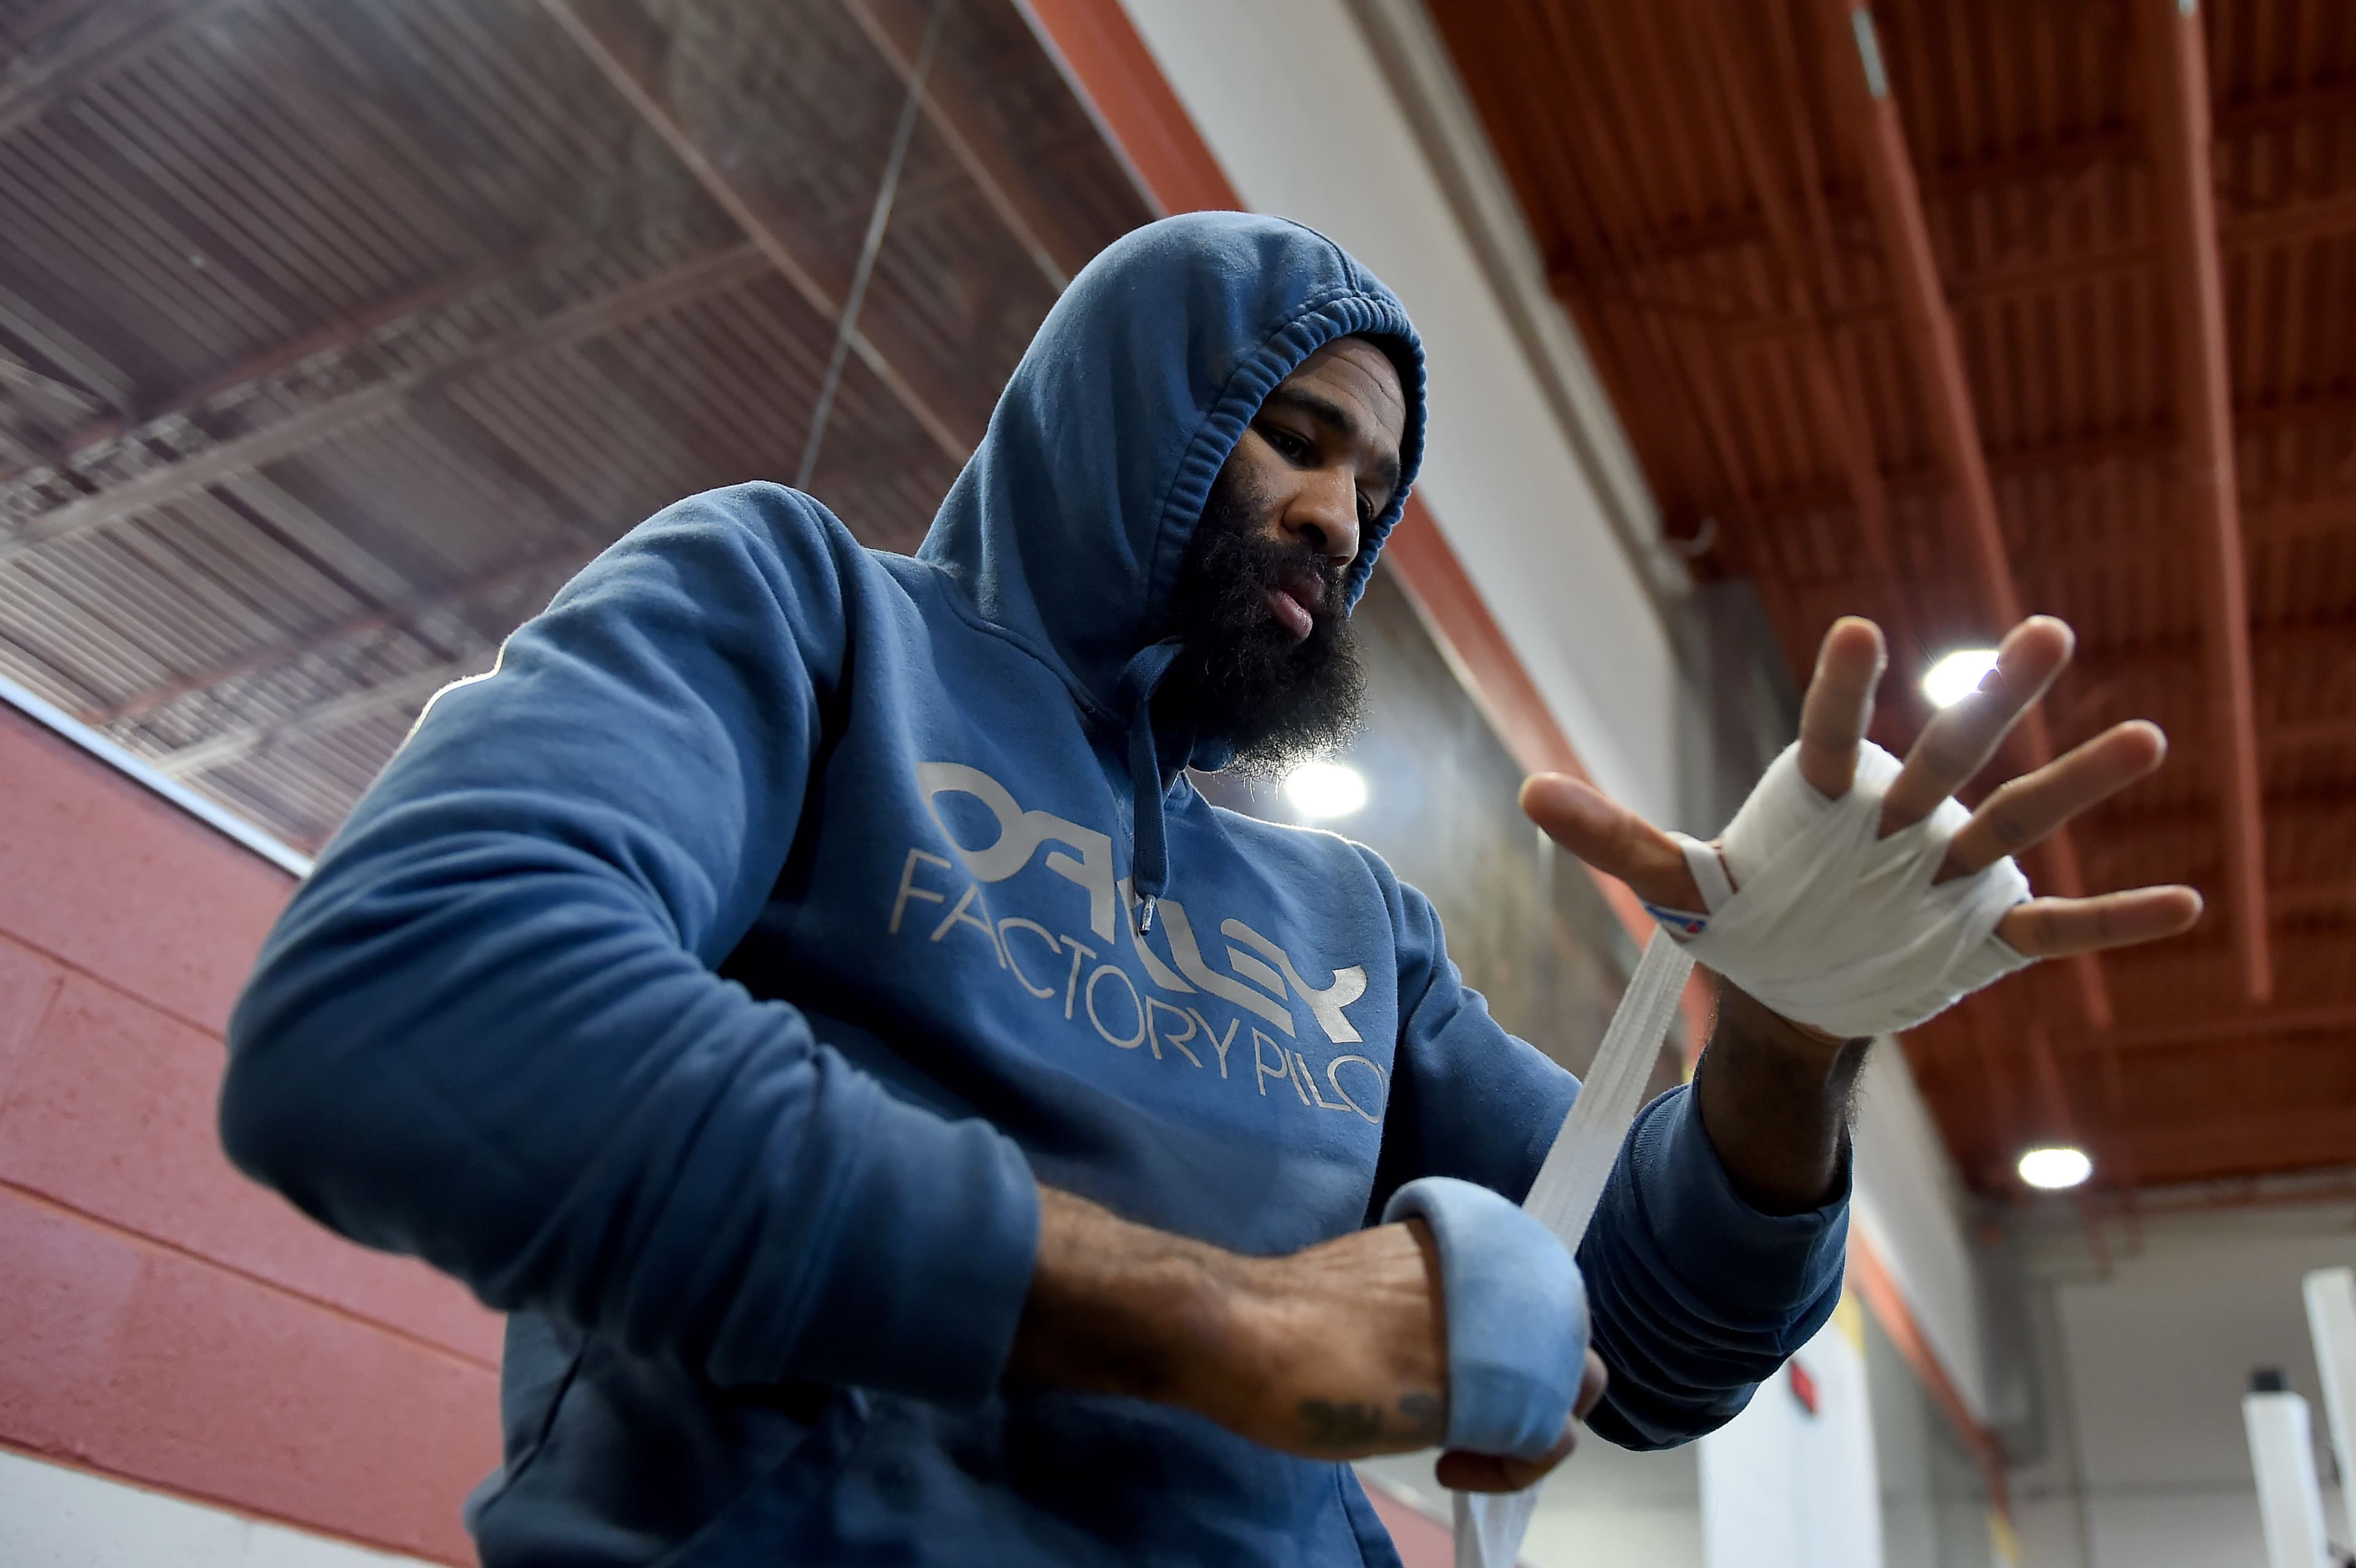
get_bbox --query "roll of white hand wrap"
[1661,739,2035,1038]
[1449,930,1696,1568]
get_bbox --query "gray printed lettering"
[1163,900,1293,1036]
[1058,936,1097,1021]
[1188,1009,1241,1078]
[1223,918,1368,1043]
[1085,964,1147,1050]
[930,883,1008,967]
[1325,1055,1387,1124]
[916,762,1117,940]
[998,917,1060,999]
[888,849,953,934]
[1145,998,1203,1067]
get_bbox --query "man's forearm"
[1692,978,1869,1213]
[1006,1187,1246,1409]
[1005,1186,1449,1457]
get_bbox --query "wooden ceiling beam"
[1687,389,2356,540]
[1687,0,1901,596]
[1815,0,2110,1028]
[1779,495,2356,593]
[2268,713,2356,753]
[1818,1,2019,632]
[1568,186,2356,320]
[2136,0,2269,1001]
[2101,1002,2356,1051]
[2273,880,2356,917]
[1969,1111,2356,1194]
[2105,1105,2356,1174]
[1548,86,2356,294]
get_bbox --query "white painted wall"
[0,1451,438,1568]
[2009,1205,2355,1568]
[1703,1305,1885,1568]
[1854,1043,1993,1421]
[1114,0,1692,829]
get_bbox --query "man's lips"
[1265,569,1322,642]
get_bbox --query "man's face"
[1163,336,1409,774]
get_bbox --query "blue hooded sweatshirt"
[220,213,1846,1566]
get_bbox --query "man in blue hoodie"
[220,213,2193,1565]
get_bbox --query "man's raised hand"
[1520,614,2202,980]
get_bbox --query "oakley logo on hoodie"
[896,759,1382,1118]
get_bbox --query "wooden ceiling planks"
[1428,0,2356,1199]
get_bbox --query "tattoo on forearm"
[1298,1399,1381,1448]
[1298,1392,1446,1451]
[1396,1391,1443,1445]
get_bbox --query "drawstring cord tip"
[1134,896,1157,936]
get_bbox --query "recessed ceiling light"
[1284,759,1368,820]
[2017,1145,2093,1190]
[1923,648,2000,709]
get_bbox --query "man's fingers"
[1430,1352,1606,1494]
[1997,886,2204,958]
[1521,774,1703,913]
[1939,721,2168,880]
[1436,1426,1575,1493]
[1574,1347,1609,1421]
[1796,617,1887,798]
[1881,617,2074,836]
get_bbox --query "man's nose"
[1282,467,1361,567]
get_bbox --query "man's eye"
[1357,493,1375,525]
[1265,426,1310,462]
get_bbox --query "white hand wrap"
[1657,740,2035,1039]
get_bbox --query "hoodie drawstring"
[1115,639,1188,936]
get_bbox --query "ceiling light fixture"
[2017,1145,2093,1190]
[1923,648,2000,709]
[1284,759,1368,820]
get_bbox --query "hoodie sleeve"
[1368,869,1847,1449]
[218,483,1041,1407]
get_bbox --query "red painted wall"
[0,705,501,1564]
[1361,1482,1458,1567]
[0,694,1466,1566]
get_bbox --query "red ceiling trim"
[1017,0,1237,218]
[1847,1229,2012,1521]
[2135,0,2271,1004]
[1814,0,2112,1031]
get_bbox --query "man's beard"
[1157,467,1365,777]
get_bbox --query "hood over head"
[917,212,1428,929]
[919,211,1428,718]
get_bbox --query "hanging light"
[2017,1145,2093,1190]
[1284,760,1368,820]
[1923,648,2000,708]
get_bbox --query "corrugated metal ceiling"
[0,0,1150,850]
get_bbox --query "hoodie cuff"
[727,1083,1041,1406]
[1622,1084,1849,1304]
